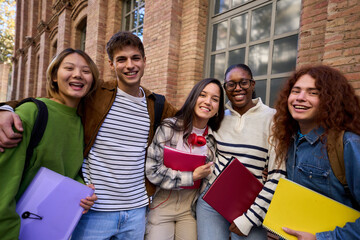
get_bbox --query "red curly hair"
[272,65,360,164]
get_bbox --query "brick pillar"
[299,0,360,95]
[11,0,22,99]
[176,0,208,107]
[17,0,29,98]
[142,0,183,105]
[323,0,360,93]
[24,0,40,97]
[297,0,327,67]
[102,0,122,81]
[16,53,26,99]
[24,46,37,97]
[0,64,11,101]
[57,7,72,52]
[86,0,108,78]
[36,32,51,97]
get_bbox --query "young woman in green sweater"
[0,48,99,240]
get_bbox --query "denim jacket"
[286,127,360,240]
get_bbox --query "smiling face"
[109,45,146,96]
[287,74,320,134]
[224,67,255,115]
[54,53,93,108]
[193,83,221,129]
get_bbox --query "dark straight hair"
[164,78,225,142]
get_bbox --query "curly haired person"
[272,65,360,240]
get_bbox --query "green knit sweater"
[0,98,85,240]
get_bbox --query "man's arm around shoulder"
[0,100,24,152]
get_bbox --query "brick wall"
[10,0,360,102]
[142,0,209,107]
[0,63,11,101]
[299,0,360,94]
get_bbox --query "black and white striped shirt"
[82,87,150,211]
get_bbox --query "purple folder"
[16,167,94,240]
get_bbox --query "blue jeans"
[71,207,146,240]
[196,187,267,240]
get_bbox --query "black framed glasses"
[223,78,254,92]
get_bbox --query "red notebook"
[202,157,263,222]
[163,146,206,189]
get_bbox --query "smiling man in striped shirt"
[68,32,177,239]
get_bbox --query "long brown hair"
[163,78,225,143]
[272,65,360,164]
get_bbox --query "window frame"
[122,0,145,40]
[205,0,301,106]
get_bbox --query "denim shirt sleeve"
[316,132,360,240]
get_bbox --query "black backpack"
[16,98,48,175]
[153,93,165,131]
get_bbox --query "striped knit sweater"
[211,98,286,235]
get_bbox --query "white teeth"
[294,105,308,109]
[234,95,244,100]
[200,107,210,111]
[70,83,83,87]
[126,72,136,76]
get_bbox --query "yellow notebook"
[263,178,360,240]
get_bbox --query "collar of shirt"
[294,126,325,145]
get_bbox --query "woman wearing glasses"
[196,64,286,240]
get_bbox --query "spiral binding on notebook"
[262,225,288,240]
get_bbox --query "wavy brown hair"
[272,65,360,164]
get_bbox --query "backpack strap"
[153,93,165,131]
[16,98,48,171]
[327,129,360,210]
[327,130,346,185]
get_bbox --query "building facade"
[0,63,11,102]
[8,0,360,107]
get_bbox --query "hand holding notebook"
[163,146,206,189]
[202,157,263,222]
[263,178,360,240]
[16,167,94,240]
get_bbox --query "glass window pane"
[212,21,228,51]
[249,42,269,76]
[132,11,137,28]
[230,14,248,46]
[139,7,144,26]
[215,0,230,14]
[275,0,301,35]
[270,77,287,107]
[125,0,131,13]
[232,0,250,7]
[250,4,272,41]
[135,0,141,8]
[254,79,266,102]
[272,35,298,74]
[228,48,245,67]
[125,15,130,31]
[210,53,226,80]
[137,27,143,41]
